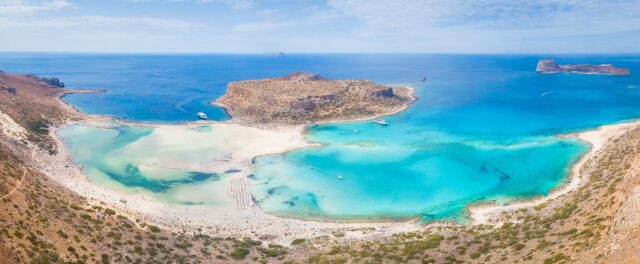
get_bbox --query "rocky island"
[536,59,630,75]
[214,72,415,125]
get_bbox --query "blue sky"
[1,0,639,53]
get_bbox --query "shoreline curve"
[38,82,640,244]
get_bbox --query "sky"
[0,0,639,53]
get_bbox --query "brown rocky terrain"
[0,72,83,153]
[214,72,415,126]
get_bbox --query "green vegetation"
[147,225,160,233]
[104,208,116,215]
[26,118,50,135]
[230,247,250,260]
[291,238,306,246]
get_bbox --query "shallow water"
[3,53,639,221]
[252,133,587,221]
[57,123,234,205]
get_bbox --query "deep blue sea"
[2,53,639,221]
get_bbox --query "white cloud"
[317,0,640,53]
[0,0,72,16]
[78,16,200,29]
[233,20,293,33]
[231,4,343,34]
[127,0,256,9]
[327,0,640,30]
[204,0,255,9]
[0,15,201,30]
[1,0,639,53]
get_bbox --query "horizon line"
[1,51,639,56]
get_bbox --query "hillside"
[214,72,415,126]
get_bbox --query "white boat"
[337,175,344,180]
[373,119,388,126]
[353,129,358,134]
[197,112,208,120]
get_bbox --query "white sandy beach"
[28,118,423,245]
[11,109,638,245]
[469,120,640,224]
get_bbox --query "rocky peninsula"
[536,59,630,75]
[214,72,415,126]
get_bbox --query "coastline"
[468,119,640,224]
[310,85,417,126]
[28,80,639,245]
[212,84,416,128]
[24,82,422,243]
[40,117,424,244]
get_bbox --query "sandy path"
[1,168,26,200]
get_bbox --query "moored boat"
[373,119,388,126]
[197,112,208,120]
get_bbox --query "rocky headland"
[536,59,630,75]
[214,72,415,126]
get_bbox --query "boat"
[421,76,427,82]
[353,129,358,134]
[373,119,388,126]
[196,112,208,120]
[337,175,344,180]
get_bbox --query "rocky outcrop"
[25,74,66,88]
[537,59,630,75]
[370,87,395,97]
[214,72,415,125]
[0,86,17,95]
[0,72,84,152]
[281,72,323,81]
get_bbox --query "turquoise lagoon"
[252,128,587,220]
[2,53,639,221]
[57,123,228,205]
